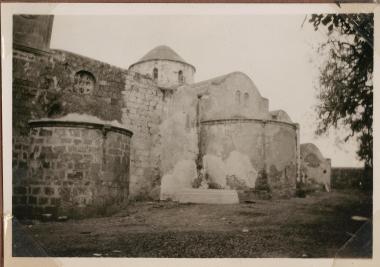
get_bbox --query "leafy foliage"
[309,14,373,168]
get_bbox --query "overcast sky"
[50,15,362,167]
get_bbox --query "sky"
[50,15,362,167]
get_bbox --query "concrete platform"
[178,189,239,204]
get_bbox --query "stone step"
[238,189,272,201]
[178,189,239,204]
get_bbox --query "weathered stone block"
[60,138,72,144]
[69,129,81,137]
[74,162,90,170]
[50,197,61,206]
[71,153,83,161]
[13,186,27,195]
[73,139,82,145]
[32,187,41,195]
[67,171,83,180]
[39,197,48,205]
[40,146,53,155]
[32,138,44,144]
[178,189,239,204]
[53,145,66,154]
[83,139,92,145]
[28,196,37,205]
[39,129,53,136]
[42,161,50,169]
[44,187,55,195]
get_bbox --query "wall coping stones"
[13,43,52,56]
[129,58,196,73]
[200,118,299,129]
[29,119,133,137]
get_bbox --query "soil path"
[13,190,372,257]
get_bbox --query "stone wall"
[157,72,271,187]
[264,122,298,198]
[13,120,132,219]
[41,49,126,121]
[12,46,128,201]
[13,41,168,200]
[13,42,301,202]
[12,15,305,204]
[121,72,168,199]
[13,48,126,135]
[13,49,50,136]
[158,72,299,200]
[200,119,298,198]
[196,72,270,121]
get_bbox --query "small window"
[178,70,184,83]
[244,92,249,107]
[153,68,158,80]
[185,113,191,130]
[73,70,95,94]
[235,90,241,104]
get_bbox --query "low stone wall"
[13,120,132,219]
[331,167,370,190]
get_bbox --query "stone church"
[12,15,331,218]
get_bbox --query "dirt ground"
[13,189,372,258]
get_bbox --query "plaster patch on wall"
[202,150,258,190]
[225,151,258,188]
[159,112,198,174]
[160,160,197,201]
[202,154,227,188]
[300,143,331,190]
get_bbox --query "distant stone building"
[300,143,331,191]
[12,15,330,218]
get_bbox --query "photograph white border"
[2,3,379,267]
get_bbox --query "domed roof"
[269,110,293,123]
[129,45,195,70]
[300,143,326,160]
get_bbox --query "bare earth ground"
[13,189,372,258]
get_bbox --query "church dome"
[129,45,196,87]
[129,45,195,71]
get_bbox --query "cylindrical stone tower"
[128,45,196,88]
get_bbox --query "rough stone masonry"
[12,15,331,218]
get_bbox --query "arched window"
[73,70,96,94]
[153,68,158,80]
[235,90,241,104]
[178,70,184,83]
[244,92,249,107]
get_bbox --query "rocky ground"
[13,189,372,258]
